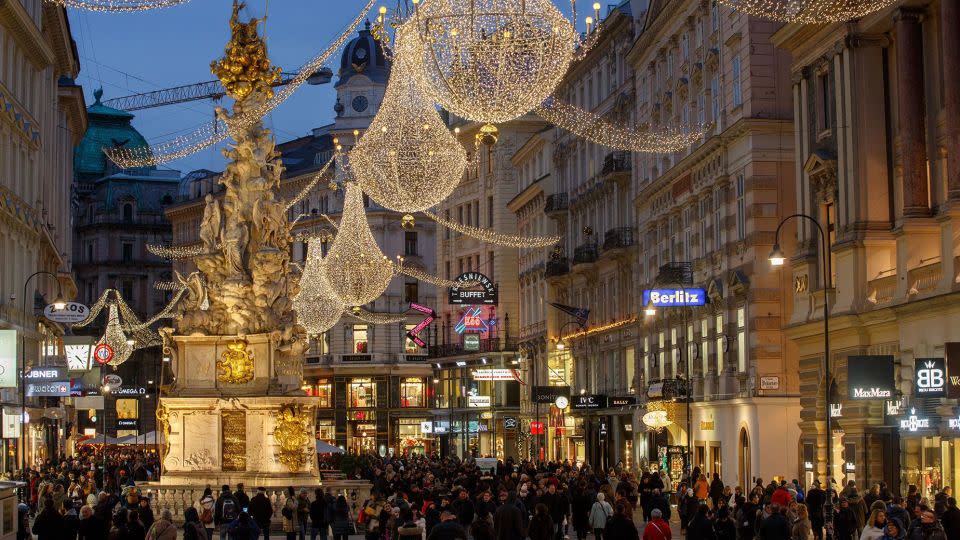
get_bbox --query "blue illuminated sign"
[642,288,707,307]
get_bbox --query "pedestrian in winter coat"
[309,488,328,539]
[64,500,81,540]
[32,497,66,540]
[642,509,672,540]
[427,510,468,540]
[860,509,888,540]
[492,493,524,540]
[603,502,640,540]
[248,488,272,535]
[848,490,869,535]
[570,485,592,540]
[78,504,106,540]
[905,509,947,540]
[183,507,209,540]
[879,518,906,540]
[835,499,860,540]
[145,510,177,540]
[225,513,260,540]
[681,489,702,534]
[695,475,711,501]
[526,504,555,540]
[589,492,614,537]
[687,504,716,540]
[281,488,300,538]
[758,505,790,540]
[790,504,812,540]
[649,489,672,521]
[710,474,726,509]
[940,498,960,540]
[329,496,353,540]
[107,511,129,540]
[738,496,761,540]
[713,508,737,540]
[450,489,475,527]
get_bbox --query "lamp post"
[19,271,65,499]
[643,285,693,480]
[769,213,833,540]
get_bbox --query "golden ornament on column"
[217,340,255,385]
[274,403,311,472]
[211,1,282,101]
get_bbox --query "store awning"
[116,431,164,445]
[78,435,123,445]
[316,440,344,454]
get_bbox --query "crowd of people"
[11,449,960,540]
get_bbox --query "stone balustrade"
[138,479,372,526]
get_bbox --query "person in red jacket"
[643,508,672,540]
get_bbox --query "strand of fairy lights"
[104,0,375,168]
[534,97,707,153]
[715,0,895,23]
[45,0,190,12]
[294,237,345,335]
[285,150,339,211]
[422,210,561,248]
[343,309,411,325]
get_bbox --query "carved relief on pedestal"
[217,340,255,384]
[273,403,311,473]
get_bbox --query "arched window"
[738,427,750,490]
[122,203,133,223]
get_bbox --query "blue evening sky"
[68,1,585,174]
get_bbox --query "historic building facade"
[545,2,643,468]
[0,1,85,470]
[772,0,960,495]
[628,0,800,487]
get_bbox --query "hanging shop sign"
[599,421,608,436]
[448,272,498,305]
[642,410,671,429]
[946,343,960,398]
[116,418,138,430]
[608,396,637,407]
[885,399,905,416]
[93,343,114,365]
[899,408,931,432]
[26,381,70,397]
[948,416,960,430]
[572,395,606,409]
[830,403,843,418]
[533,385,570,404]
[406,303,436,348]
[433,421,450,434]
[503,416,518,430]
[420,421,433,434]
[455,307,491,334]
[468,395,491,408]
[0,330,16,388]
[529,421,545,435]
[847,355,894,399]
[103,374,123,387]
[760,376,780,390]
[642,288,707,308]
[914,358,946,396]
[472,369,519,381]
[647,382,664,399]
[112,386,147,396]
[43,302,90,324]
[24,367,67,382]
[463,333,481,351]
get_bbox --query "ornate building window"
[736,174,746,240]
[732,56,743,107]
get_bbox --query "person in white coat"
[589,493,614,540]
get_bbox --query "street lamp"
[769,213,833,539]
[19,270,65,500]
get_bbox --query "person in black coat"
[710,474,726,509]
[603,502,640,540]
[805,483,825,540]
[833,498,859,540]
[309,488,328,539]
[713,508,737,540]
[427,510,468,540]
[493,493,524,540]
[32,497,67,540]
[63,500,81,540]
[527,504,555,540]
[570,485,592,540]
[248,487,273,537]
[539,483,567,539]
[940,498,960,540]
[758,505,791,540]
[649,489,672,522]
[687,504,717,540]
[737,495,760,540]
[450,490,475,528]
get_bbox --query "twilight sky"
[67,0,583,174]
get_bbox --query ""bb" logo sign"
[915,358,946,396]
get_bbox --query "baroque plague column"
[157,2,317,486]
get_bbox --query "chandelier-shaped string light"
[45,0,190,11]
[535,97,707,153]
[318,183,395,306]
[104,0,375,168]
[97,303,135,366]
[344,308,411,325]
[408,0,578,125]
[294,237,345,335]
[350,25,467,213]
[74,288,185,357]
[422,209,561,248]
[714,0,894,23]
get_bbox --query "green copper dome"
[74,88,153,181]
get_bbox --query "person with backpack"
[226,512,261,540]
[215,485,241,540]
[199,487,216,540]
[589,492,613,540]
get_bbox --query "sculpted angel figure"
[200,194,222,253]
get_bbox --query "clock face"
[352,95,369,113]
[65,344,92,371]
[555,396,569,409]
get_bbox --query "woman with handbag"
[281,487,300,540]
[198,487,215,540]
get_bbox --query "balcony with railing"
[572,243,599,268]
[908,261,942,296]
[866,274,897,306]
[656,262,694,285]
[544,193,569,216]
[545,257,570,278]
[600,151,632,181]
[602,227,635,252]
[428,337,519,358]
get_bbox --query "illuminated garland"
[408,0,579,125]
[343,308,410,325]
[294,237,345,335]
[535,97,706,153]
[146,242,207,260]
[285,150,339,211]
[557,315,638,341]
[422,209,560,248]
[351,25,467,213]
[318,182,394,306]
[104,0,375,168]
[98,303,135,366]
[45,0,190,11]
[714,0,894,23]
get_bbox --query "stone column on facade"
[894,9,930,217]
[944,0,960,201]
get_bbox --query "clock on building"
[352,95,369,113]
[65,344,92,371]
